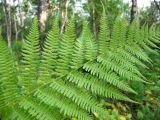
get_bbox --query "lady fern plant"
[0,13,159,120]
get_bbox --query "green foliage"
[11,40,22,61]
[139,1,160,26]
[21,18,40,94]
[137,105,160,120]
[0,13,159,120]
[129,42,160,120]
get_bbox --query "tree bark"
[38,0,49,31]
[13,15,18,40]
[2,0,12,47]
[92,0,97,37]
[131,0,137,22]
[60,0,70,34]
[17,0,24,41]
[18,0,24,27]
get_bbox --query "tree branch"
[154,0,160,11]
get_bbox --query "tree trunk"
[13,15,18,40]
[18,0,24,27]
[92,0,97,37]
[88,0,97,37]
[38,0,49,31]
[131,0,137,22]
[17,0,24,41]
[60,0,70,34]
[2,0,12,47]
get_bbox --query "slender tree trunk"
[92,0,97,36]
[17,0,24,41]
[18,0,24,27]
[13,15,18,40]
[131,0,137,22]
[2,0,12,47]
[60,0,70,34]
[38,0,49,31]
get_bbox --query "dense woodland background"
[0,0,160,120]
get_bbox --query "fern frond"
[40,17,60,80]
[56,17,76,76]
[70,21,98,71]
[72,22,97,69]
[0,36,19,109]
[34,88,93,120]
[118,49,148,68]
[11,108,34,120]
[83,62,137,94]
[67,71,134,101]
[111,17,127,49]
[21,18,40,93]
[125,42,151,63]
[71,37,85,69]
[106,52,143,76]
[126,21,151,63]
[152,26,160,43]
[18,99,61,120]
[98,10,110,54]
[49,80,106,117]
[140,24,159,53]
[0,14,158,120]
[80,22,97,61]
[97,55,145,83]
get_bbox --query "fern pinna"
[0,14,159,120]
